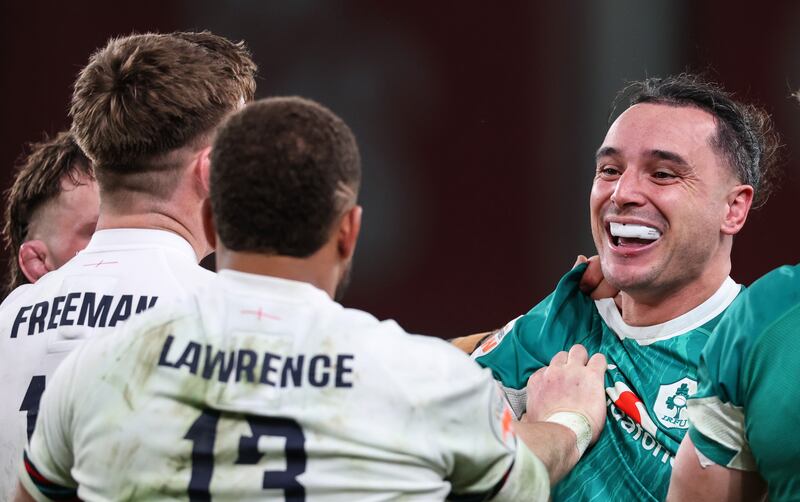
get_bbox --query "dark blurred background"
[2,1,799,338]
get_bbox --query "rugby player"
[666,94,800,502]
[16,97,609,501]
[2,131,98,296]
[0,31,256,498]
[461,74,781,500]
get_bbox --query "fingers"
[550,351,568,366]
[572,255,588,269]
[527,366,546,387]
[579,255,604,293]
[587,352,607,374]
[589,279,620,300]
[567,344,589,365]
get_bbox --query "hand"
[523,344,607,445]
[573,255,619,300]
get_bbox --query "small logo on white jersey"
[471,316,520,359]
[489,384,516,451]
[654,378,697,429]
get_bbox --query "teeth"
[609,222,661,240]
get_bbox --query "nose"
[610,168,645,208]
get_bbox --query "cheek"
[589,185,607,218]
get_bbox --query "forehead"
[600,103,719,160]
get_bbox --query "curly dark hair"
[614,73,781,209]
[210,97,361,257]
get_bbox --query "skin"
[667,434,766,501]
[591,103,753,326]
[15,192,609,500]
[95,144,215,262]
[521,345,608,484]
[19,173,100,282]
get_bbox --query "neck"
[617,259,731,326]
[96,208,208,262]
[215,248,340,299]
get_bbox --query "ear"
[337,205,362,261]
[193,146,213,195]
[721,184,754,235]
[19,241,53,283]
[201,198,217,251]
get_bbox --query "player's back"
[30,269,512,501]
[0,229,213,498]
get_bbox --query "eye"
[597,165,621,178]
[653,171,677,180]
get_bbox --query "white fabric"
[687,396,757,471]
[546,412,593,456]
[0,229,213,498]
[23,270,549,501]
[594,277,740,346]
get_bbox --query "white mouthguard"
[609,222,661,240]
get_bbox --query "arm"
[667,434,766,502]
[516,345,608,484]
[449,331,491,354]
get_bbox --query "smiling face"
[590,103,744,300]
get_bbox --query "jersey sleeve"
[688,265,800,471]
[686,318,756,471]
[19,346,83,501]
[471,265,597,416]
[433,356,549,502]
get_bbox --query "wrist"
[545,411,593,457]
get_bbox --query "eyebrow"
[595,146,619,162]
[594,147,690,167]
[647,149,690,167]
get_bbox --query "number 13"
[185,409,307,501]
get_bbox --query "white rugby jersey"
[0,229,213,498]
[21,270,548,501]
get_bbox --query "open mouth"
[608,222,661,249]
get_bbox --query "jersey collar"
[217,269,332,305]
[594,276,741,345]
[81,229,198,262]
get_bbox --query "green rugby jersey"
[689,264,800,501]
[473,264,742,501]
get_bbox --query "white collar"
[217,269,332,305]
[82,229,198,262]
[594,277,740,346]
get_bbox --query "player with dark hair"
[2,131,98,296]
[16,97,609,501]
[457,73,781,501]
[665,91,800,502]
[0,31,256,498]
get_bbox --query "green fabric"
[690,264,800,501]
[475,265,732,501]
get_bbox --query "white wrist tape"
[545,411,593,456]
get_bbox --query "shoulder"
[333,306,491,397]
[736,264,800,311]
[0,265,72,308]
[711,264,800,353]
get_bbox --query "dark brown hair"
[210,97,361,256]
[3,131,93,294]
[616,73,781,208]
[70,31,256,197]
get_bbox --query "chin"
[602,262,659,293]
